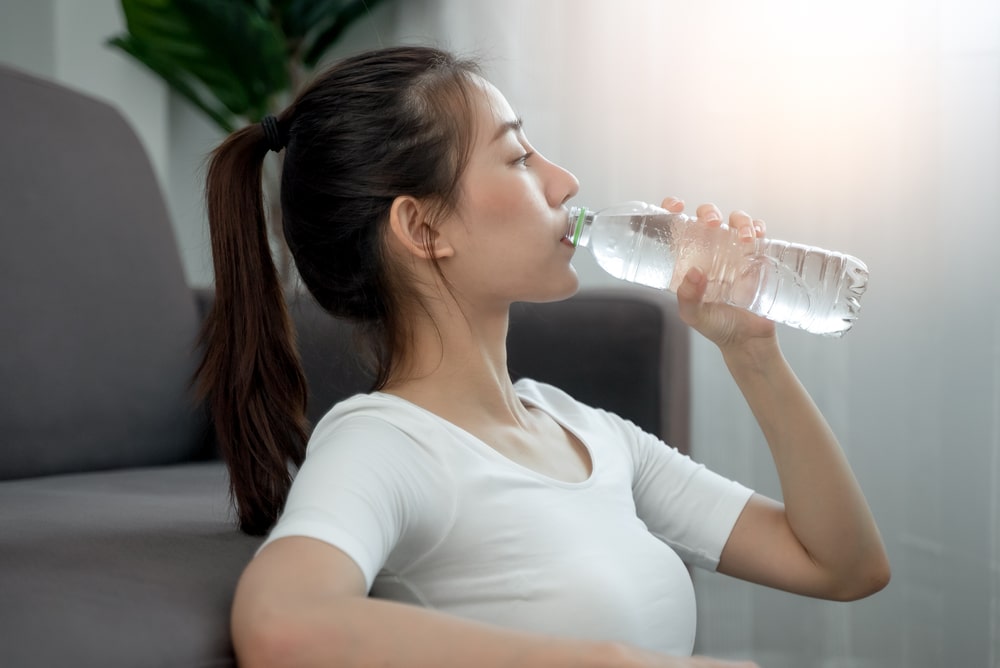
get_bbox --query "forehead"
[469,76,518,137]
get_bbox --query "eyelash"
[513,152,534,167]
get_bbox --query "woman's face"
[436,76,581,309]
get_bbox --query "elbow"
[829,552,892,602]
[233,601,347,668]
[233,610,304,668]
[859,554,893,599]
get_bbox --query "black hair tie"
[260,115,285,153]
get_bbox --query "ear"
[388,196,455,260]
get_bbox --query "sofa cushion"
[0,65,207,479]
[0,462,260,667]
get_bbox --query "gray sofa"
[0,64,690,667]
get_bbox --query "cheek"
[460,163,538,212]
[464,186,515,217]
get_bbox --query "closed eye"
[513,152,535,167]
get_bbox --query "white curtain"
[396,1,1000,666]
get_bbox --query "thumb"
[675,266,707,325]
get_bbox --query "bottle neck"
[566,206,594,247]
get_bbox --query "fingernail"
[740,226,754,240]
[703,211,720,223]
[684,266,705,285]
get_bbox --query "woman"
[198,46,889,668]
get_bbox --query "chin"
[532,273,580,304]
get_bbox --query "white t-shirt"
[263,379,753,655]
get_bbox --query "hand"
[660,197,777,351]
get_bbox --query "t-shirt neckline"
[369,384,598,489]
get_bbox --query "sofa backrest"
[507,290,690,454]
[271,287,691,456]
[0,65,207,480]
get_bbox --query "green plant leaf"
[109,34,238,132]
[109,0,290,126]
[108,0,391,128]
[173,0,289,120]
[280,0,344,39]
[241,0,273,17]
[280,0,388,66]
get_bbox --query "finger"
[695,203,723,227]
[661,196,685,213]
[675,266,707,326]
[752,217,766,238]
[729,209,755,241]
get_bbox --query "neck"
[382,299,529,427]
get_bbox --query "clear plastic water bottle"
[567,201,869,336]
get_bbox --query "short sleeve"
[620,415,754,571]
[260,414,456,591]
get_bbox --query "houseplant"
[108,0,393,278]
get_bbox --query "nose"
[543,155,580,207]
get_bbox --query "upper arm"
[239,535,367,603]
[264,416,454,589]
[716,493,839,599]
[623,416,754,571]
[232,537,367,662]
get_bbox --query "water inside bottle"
[587,211,685,290]
[737,242,868,336]
[582,209,868,336]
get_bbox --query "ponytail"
[196,46,484,534]
[196,121,309,536]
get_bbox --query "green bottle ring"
[571,208,587,247]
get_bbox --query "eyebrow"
[492,117,524,142]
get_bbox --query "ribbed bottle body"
[568,202,868,336]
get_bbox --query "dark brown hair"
[197,46,481,535]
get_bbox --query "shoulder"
[311,391,414,440]
[285,392,457,535]
[268,393,458,588]
[514,377,590,417]
[299,393,455,490]
[310,392,442,454]
[515,378,643,438]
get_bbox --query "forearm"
[721,340,887,589]
[235,539,754,668]
[236,593,633,668]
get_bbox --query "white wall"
[0,0,54,77]
[1,0,170,185]
[2,1,998,666]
